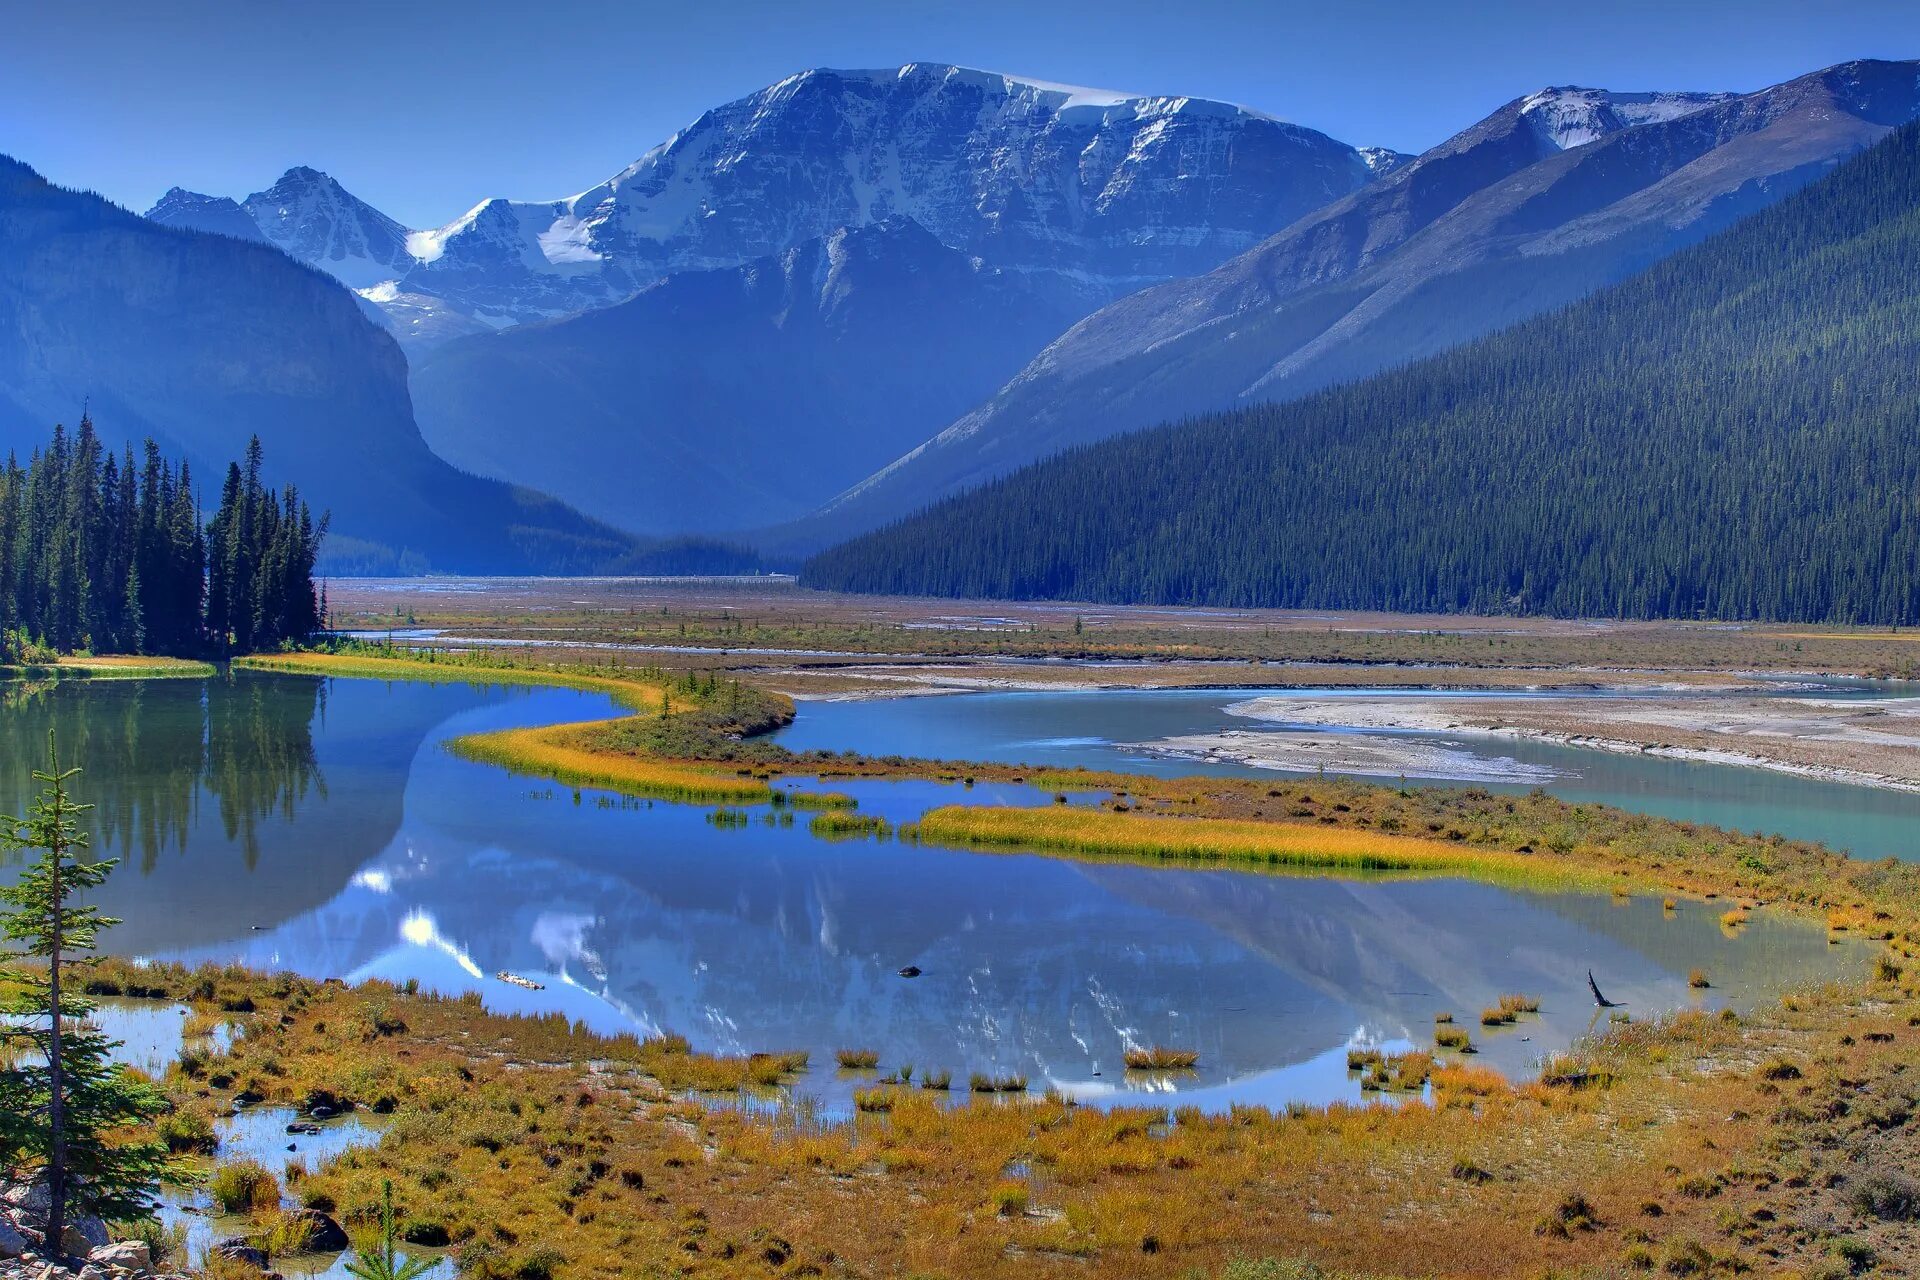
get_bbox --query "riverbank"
[0,654,216,682]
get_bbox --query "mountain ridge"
[145,63,1405,345]
[789,59,1920,552]
[802,115,1920,623]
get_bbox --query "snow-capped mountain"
[149,166,415,290]
[786,60,1920,552]
[147,64,1405,339]
[239,165,417,289]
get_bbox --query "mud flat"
[1212,692,1920,792]
[1129,728,1563,784]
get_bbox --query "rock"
[896,965,922,978]
[284,1123,320,1136]
[211,1240,269,1270]
[88,1241,150,1272]
[61,1217,109,1257]
[0,1219,25,1259]
[76,1264,107,1280]
[283,1209,348,1254]
[0,1183,48,1217]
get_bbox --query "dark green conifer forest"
[0,420,324,659]
[804,119,1920,625]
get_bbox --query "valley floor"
[325,577,1920,790]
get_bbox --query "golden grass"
[452,719,771,803]
[236,650,666,711]
[808,811,892,839]
[908,804,1616,891]
[784,790,857,809]
[1123,1046,1199,1071]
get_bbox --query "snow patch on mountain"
[1519,87,1735,150]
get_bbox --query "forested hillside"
[805,119,1920,624]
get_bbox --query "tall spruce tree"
[0,732,167,1252]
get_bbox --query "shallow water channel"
[0,671,1870,1122]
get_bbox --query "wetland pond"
[0,671,1875,1118]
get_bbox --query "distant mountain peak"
[240,167,415,290]
[144,186,269,243]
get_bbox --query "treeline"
[0,419,326,658]
[805,118,1920,624]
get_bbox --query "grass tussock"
[909,805,1611,891]
[784,790,857,810]
[968,1072,1028,1094]
[808,812,892,840]
[835,1048,880,1070]
[207,1159,280,1214]
[1123,1046,1200,1071]
[1359,1052,1433,1093]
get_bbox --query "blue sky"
[5,0,1917,228]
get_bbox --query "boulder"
[0,1184,48,1217]
[211,1240,269,1271]
[283,1209,347,1254]
[88,1241,151,1272]
[61,1217,110,1257]
[0,1218,25,1259]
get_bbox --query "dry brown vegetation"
[81,952,1918,1280]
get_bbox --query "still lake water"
[0,672,1873,1113]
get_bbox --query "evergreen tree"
[0,732,168,1251]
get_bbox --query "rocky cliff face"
[794,59,1920,550]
